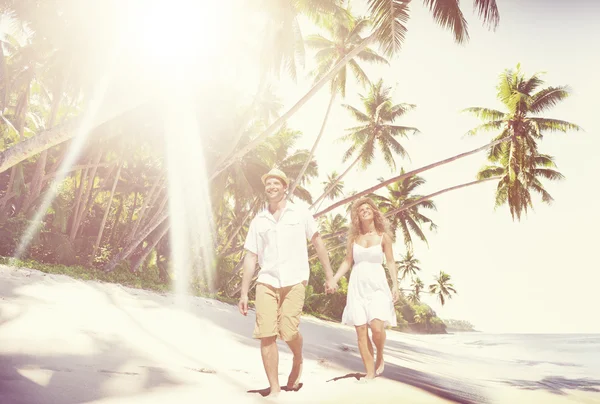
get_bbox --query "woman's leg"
[369,319,386,375]
[355,324,375,379]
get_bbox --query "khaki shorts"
[253,282,306,341]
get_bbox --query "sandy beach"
[0,265,598,404]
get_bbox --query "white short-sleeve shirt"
[244,202,318,288]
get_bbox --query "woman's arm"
[333,244,354,284]
[382,233,399,301]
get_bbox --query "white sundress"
[341,235,398,328]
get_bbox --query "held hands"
[324,278,338,294]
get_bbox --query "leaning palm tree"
[311,79,418,208]
[288,10,388,197]
[315,65,581,219]
[397,250,422,281]
[209,0,500,181]
[429,271,457,306]
[372,169,436,247]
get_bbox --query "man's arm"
[238,251,257,316]
[311,232,334,285]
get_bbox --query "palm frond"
[356,47,389,64]
[367,0,410,57]
[473,0,500,29]
[422,0,469,44]
[529,86,572,114]
[462,107,506,121]
[343,104,371,122]
[529,117,582,133]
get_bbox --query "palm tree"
[210,0,500,181]
[397,251,421,281]
[0,1,500,178]
[288,10,388,197]
[463,64,581,219]
[319,212,348,248]
[407,276,424,304]
[478,152,564,220]
[255,0,340,81]
[322,171,345,201]
[372,169,436,247]
[311,79,418,208]
[464,64,581,166]
[429,271,457,306]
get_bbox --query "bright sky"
[272,0,599,333]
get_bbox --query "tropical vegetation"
[0,1,581,333]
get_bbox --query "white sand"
[0,265,598,404]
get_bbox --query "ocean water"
[423,332,600,395]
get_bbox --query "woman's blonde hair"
[347,197,391,246]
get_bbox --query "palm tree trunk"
[70,150,103,241]
[314,136,511,218]
[288,89,337,199]
[90,161,123,263]
[219,197,261,254]
[210,34,377,180]
[310,151,363,210]
[0,81,157,175]
[23,85,64,215]
[126,175,162,243]
[130,221,170,272]
[321,176,502,242]
[109,194,124,244]
[138,192,168,237]
[382,177,501,218]
[70,165,90,237]
[104,211,169,272]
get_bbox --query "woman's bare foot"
[364,371,376,380]
[286,358,303,389]
[375,354,384,376]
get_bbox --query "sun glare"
[125,1,229,81]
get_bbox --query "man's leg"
[260,336,280,395]
[253,283,281,395]
[279,283,306,389]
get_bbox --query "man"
[238,167,336,397]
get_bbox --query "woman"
[332,197,399,379]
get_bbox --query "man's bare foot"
[375,355,384,376]
[266,387,281,397]
[286,358,303,389]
